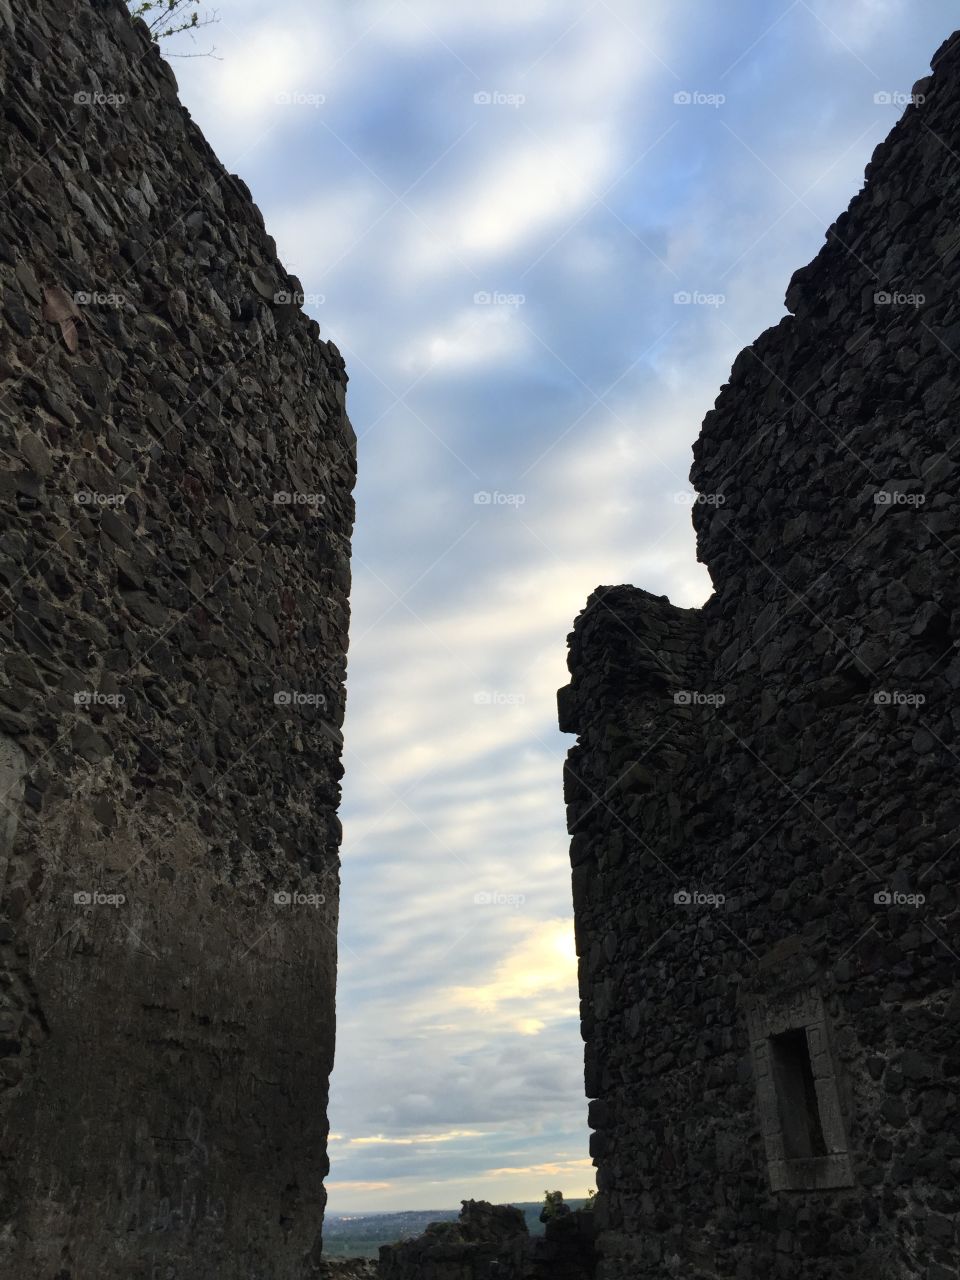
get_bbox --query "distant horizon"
[328,1208,455,1217]
[326,1206,459,1218]
[327,1195,592,1217]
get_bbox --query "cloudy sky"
[166,0,953,1213]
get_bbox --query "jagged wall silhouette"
[561,31,960,1280]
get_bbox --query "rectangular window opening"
[769,1027,827,1160]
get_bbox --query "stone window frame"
[744,987,854,1192]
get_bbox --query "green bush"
[540,1190,568,1221]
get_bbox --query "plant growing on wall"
[127,0,217,44]
[539,1190,571,1223]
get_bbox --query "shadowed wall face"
[0,0,355,1275]
[561,31,960,1280]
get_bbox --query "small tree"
[539,1190,570,1223]
[128,0,217,46]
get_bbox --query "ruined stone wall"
[0,1,355,1276]
[377,1201,596,1280]
[561,30,960,1280]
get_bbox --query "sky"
[164,0,956,1213]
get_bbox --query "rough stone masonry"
[0,0,355,1276]
[560,30,960,1280]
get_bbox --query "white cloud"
[444,919,578,1020]
[265,185,394,285]
[395,305,531,375]
[452,128,614,257]
[805,0,907,53]
[366,0,581,45]
[345,1129,485,1147]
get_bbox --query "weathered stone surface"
[378,1201,595,1280]
[379,1201,528,1280]
[318,1261,379,1280]
[0,0,355,1276]
[560,29,960,1280]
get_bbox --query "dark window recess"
[769,1028,827,1159]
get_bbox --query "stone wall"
[0,1,355,1276]
[378,1201,596,1280]
[560,30,960,1280]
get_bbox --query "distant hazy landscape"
[323,1202,592,1259]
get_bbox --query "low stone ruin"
[377,1199,596,1279]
